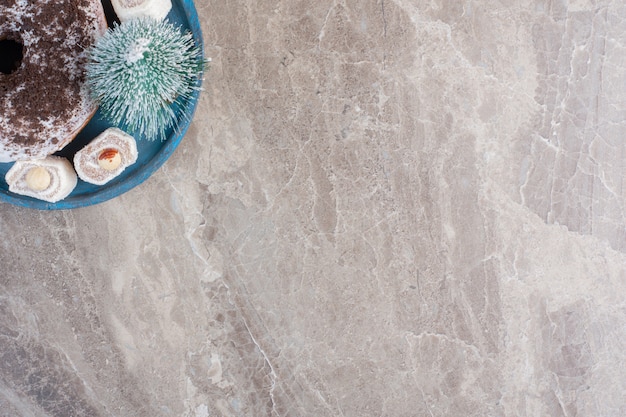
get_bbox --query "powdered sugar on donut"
[0,0,107,162]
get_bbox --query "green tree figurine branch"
[86,18,207,140]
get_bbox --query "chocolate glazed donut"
[0,0,107,162]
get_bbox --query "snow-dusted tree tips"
[86,18,206,140]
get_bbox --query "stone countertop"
[1,1,625,416]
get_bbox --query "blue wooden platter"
[0,0,204,210]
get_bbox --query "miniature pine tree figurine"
[86,18,206,140]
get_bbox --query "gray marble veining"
[1,1,625,416]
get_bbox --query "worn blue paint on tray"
[0,0,204,210]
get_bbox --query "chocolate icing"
[0,0,106,161]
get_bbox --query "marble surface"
[1,1,626,416]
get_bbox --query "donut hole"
[0,36,24,75]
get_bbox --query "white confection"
[74,127,138,185]
[5,157,78,203]
[111,0,172,22]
